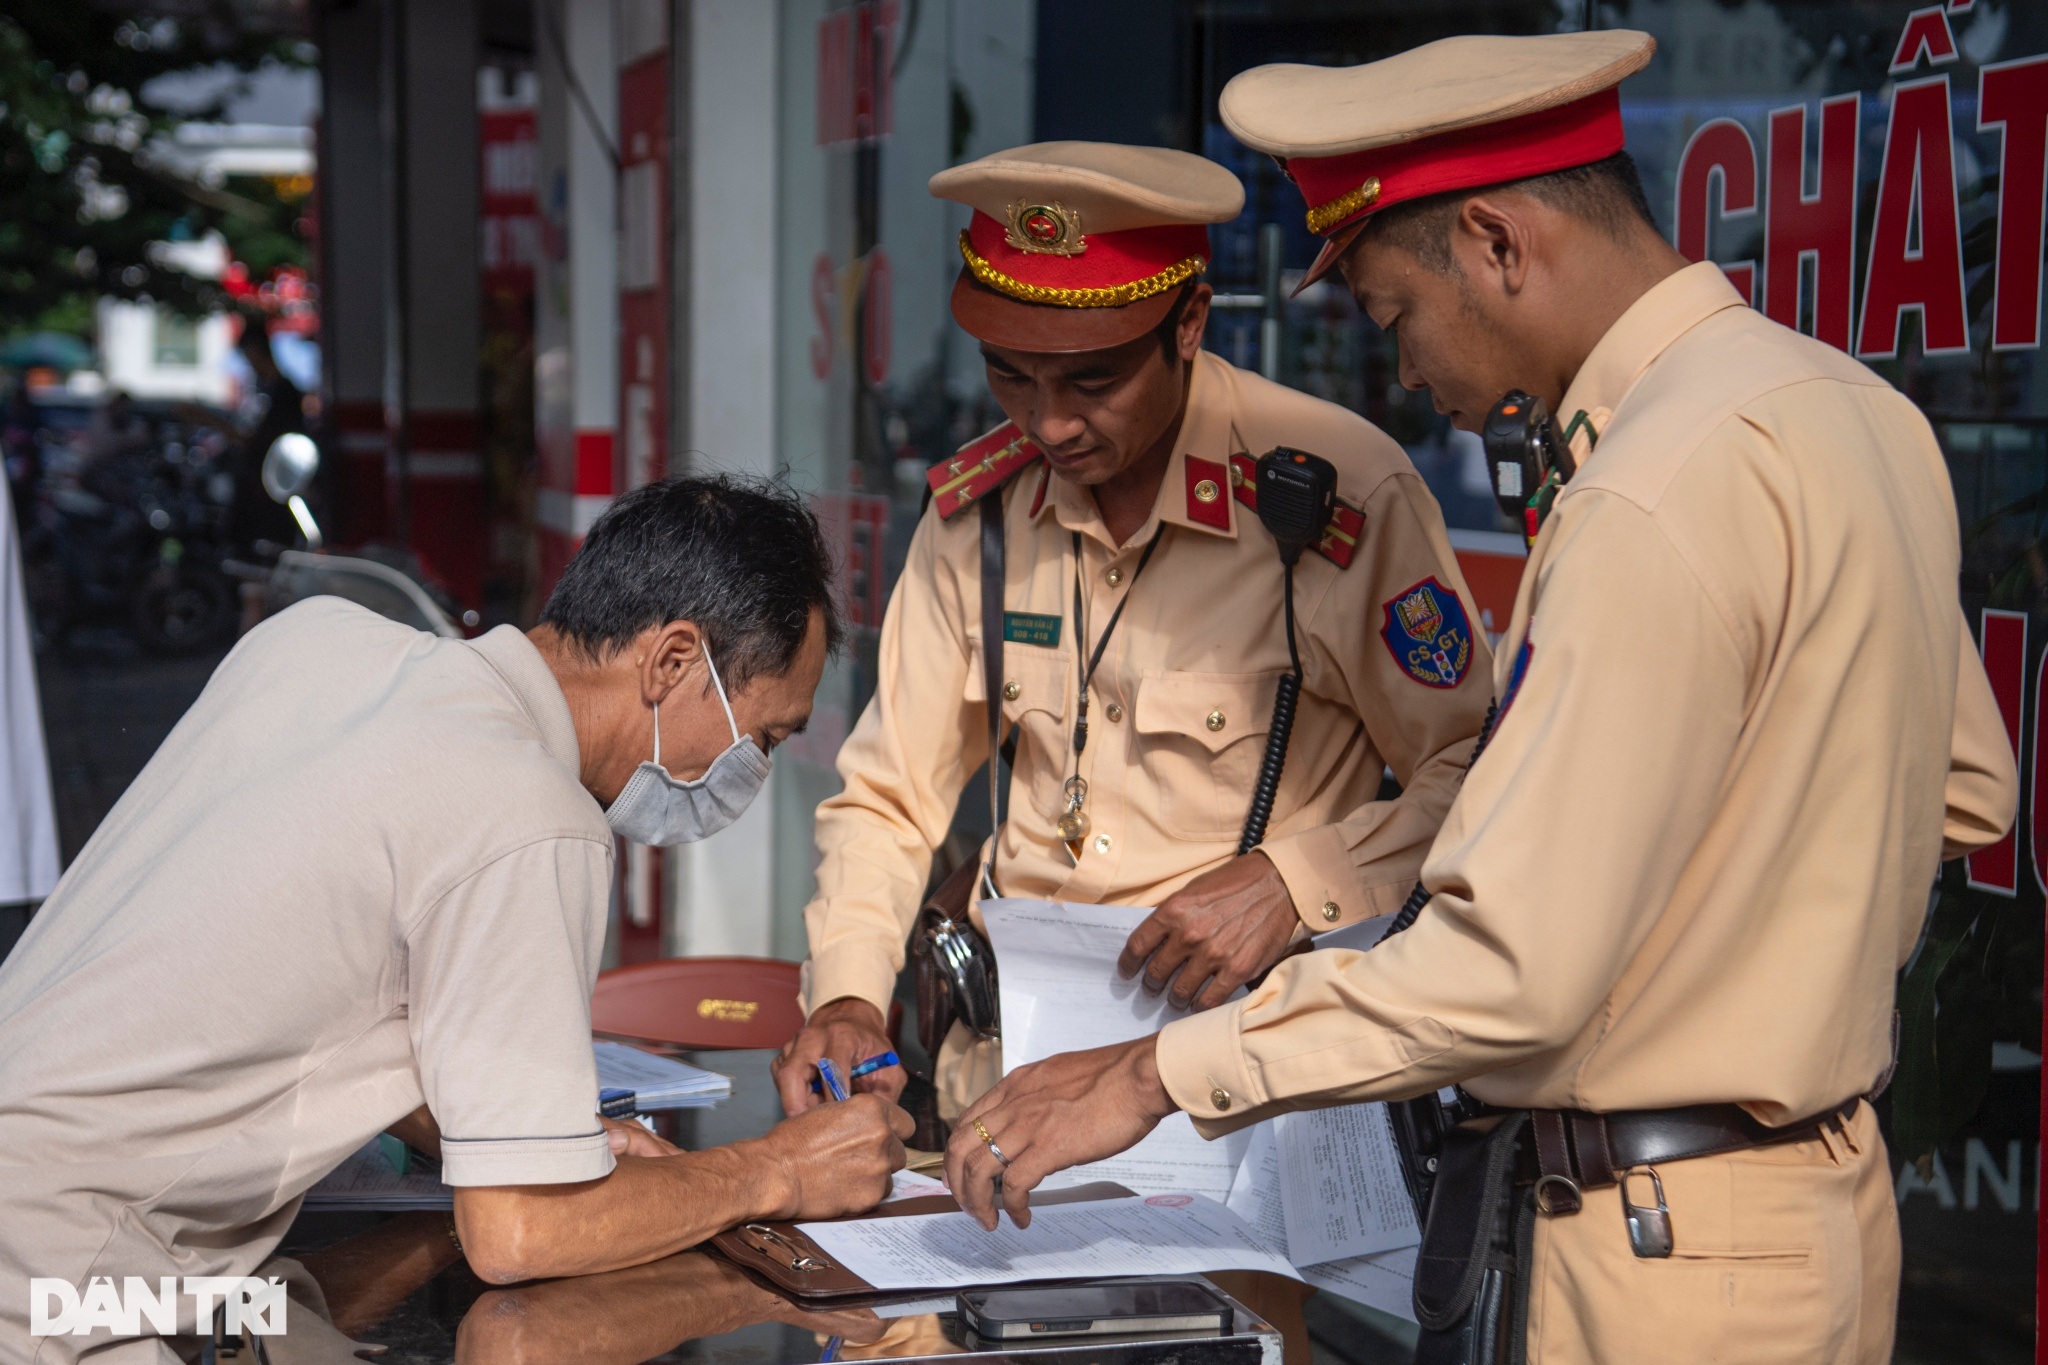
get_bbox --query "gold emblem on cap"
[1306,176,1382,236]
[1005,199,1087,256]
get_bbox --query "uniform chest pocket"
[967,643,1072,822]
[1134,670,1282,841]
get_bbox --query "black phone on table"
[957,1279,1231,1340]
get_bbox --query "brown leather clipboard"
[708,1181,1136,1300]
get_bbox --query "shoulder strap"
[931,421,1045,520]
[980,493,1006,888]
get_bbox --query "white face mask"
[604,646,771,846]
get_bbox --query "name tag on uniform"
[1002,611,1062,648]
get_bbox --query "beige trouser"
[1525,1100,1897,1364]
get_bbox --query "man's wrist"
[718,1138,799,1223]
[1129,1036,1178,1121]
[805,948,901,1022]
[810,996,886,1030]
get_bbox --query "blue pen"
[810,1050,900,1095]
[815,1057,851,1102]
[821,1336,843,1362]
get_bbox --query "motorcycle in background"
[231,433,473,639]
[21,413,238,655]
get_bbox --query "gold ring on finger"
[971,1118,1011,1167]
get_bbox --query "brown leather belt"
[1516,1096,1863,1214]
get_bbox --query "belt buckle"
[1620,1165,1674,1258]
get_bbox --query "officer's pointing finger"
[944,1133,992,1227]
[1117,914,1169,978]
[1141,941,1192,995]
[1168,970,1214,1011]
[1192,975,1236,1013]
[998,1150,1039,1228]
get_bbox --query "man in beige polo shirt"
[0,477,909,1362]
[774,142,1491,1120]
[944,34,2018,1364]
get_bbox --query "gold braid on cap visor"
[1304,177,1382,236]
[958,231,1207,308]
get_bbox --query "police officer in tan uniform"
[943,36,2020,1365]
[774,142,1493,1118]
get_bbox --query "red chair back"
[590,956,806,1052]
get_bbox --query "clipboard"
[708,1181,1136,1300]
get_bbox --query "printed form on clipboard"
[980,897,1423,1318]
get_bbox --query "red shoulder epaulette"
[1227,452,1367,569]
[928,422,1045,520]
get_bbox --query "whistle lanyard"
[1058,524,1165,852]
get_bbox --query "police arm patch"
[1379,577,1474,689]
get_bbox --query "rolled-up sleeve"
[406,835,617,1186]
[803,510,984,1016]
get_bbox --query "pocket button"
[1206,709,1226,732]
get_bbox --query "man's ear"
[639,619,705,707]
[1453,194,1535,299]
[1174,283,1213,363]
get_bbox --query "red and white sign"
[1674,31,2048,358]
[480,107,539,295]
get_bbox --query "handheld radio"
[1482,390,1577,544]
[1256,447,1339,566]
[1237,447,1339,855]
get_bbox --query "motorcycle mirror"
[262,432,320,503]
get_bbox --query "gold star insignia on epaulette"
[928,421,1046,520]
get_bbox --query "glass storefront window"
[770,1,1035,957]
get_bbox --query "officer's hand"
[944,1036,1177,1231]
[772,997,905,1116]
[1118,852,1300,1011]
[749,1093,914,1222]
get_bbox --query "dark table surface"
[274,1049,1298,1365]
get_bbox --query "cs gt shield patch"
[1380,577,1473,689]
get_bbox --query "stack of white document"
[1227,1119,1419,1320]
[593,1040,731,1110]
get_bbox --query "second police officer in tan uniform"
[942,34,2020,1365]
[774,141,1493,1118]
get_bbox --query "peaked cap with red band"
[929,141,1245,352]
[1220,31,1656,289]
